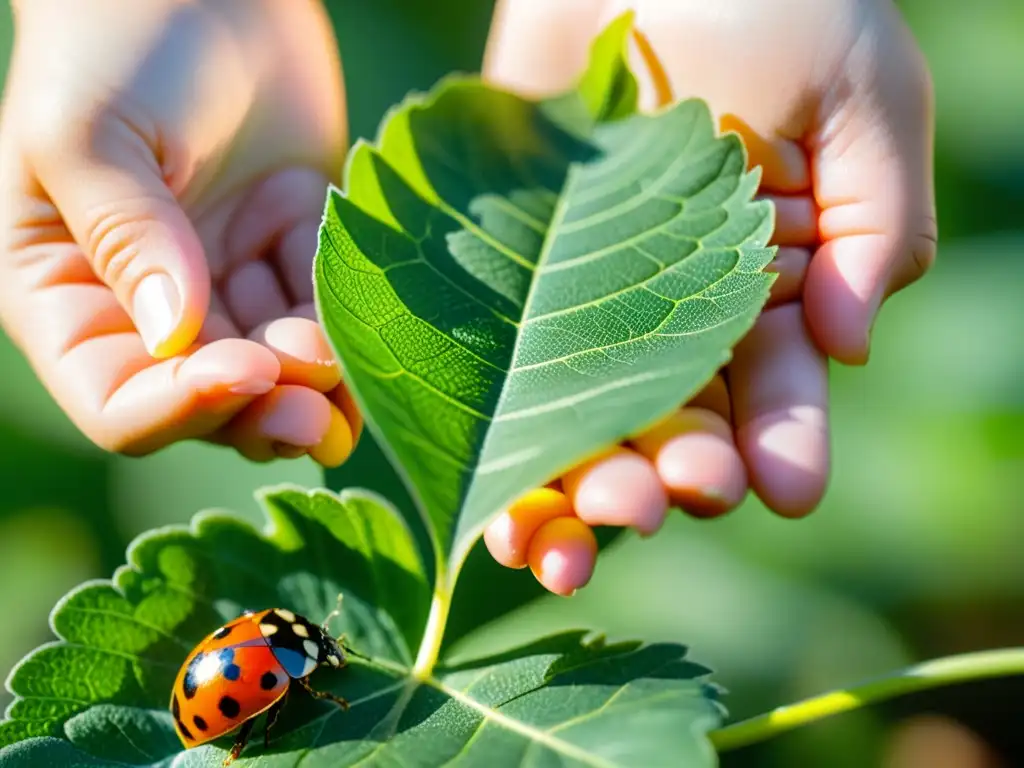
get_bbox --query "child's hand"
[0,0,358,464]
[481,0,937,595]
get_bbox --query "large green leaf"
[0,487,723,767]
[314,16,776,587]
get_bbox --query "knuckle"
[80,198,176,287]
[83,204,147,286]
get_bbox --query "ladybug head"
[316,627,346,669]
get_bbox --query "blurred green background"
[0,1,1021,765]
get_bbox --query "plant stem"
[412,565,451,678]
[710,647,1024,752]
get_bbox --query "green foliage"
[0,486,428,750]
[314,14,775,580]
[0,487,723,767]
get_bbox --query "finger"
[561,447,669,536]
[224,259,290,335]
[730,303,830,517]
[249,316,340,392]
[225,168,328,305]
[527,516,598,597]
[276,218,319,305]
[805,2,936,365]
[30,284,279,453]
[26,118,209,359]
[329,381,364,445]
[247,312,363,451]
[483,0,598,98]
[765,247,811,308]
[484,487,575,569]
[720,114,810,193]
[630,408,747,517]
[215,384,332,463]
[765,195,818,247]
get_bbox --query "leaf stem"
[710,647,1024,752]
[412,566,452,678]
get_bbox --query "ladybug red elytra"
[169,601,356,765]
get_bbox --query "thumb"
[803,3,937,365]
[29,121,209,359]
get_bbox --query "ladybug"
[169,605,355,765]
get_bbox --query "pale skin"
[0,0,935,597]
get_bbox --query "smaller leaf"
[0,485,429,752]
[577,10,640,122]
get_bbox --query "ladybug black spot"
[172,694,194,741]
[218,695,241,719]
[223,663,241,682]
[213,625,233,640]
[177,719,194,742]
[260,671,278,690]
[192,715,208,732]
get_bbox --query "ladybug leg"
[299,676,349,711]
[263,693,287,748]
[223,719,255,766]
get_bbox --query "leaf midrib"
[447,151,581,559]
[422,676,617,768]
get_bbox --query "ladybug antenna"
[321,593,345,631]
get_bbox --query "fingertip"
[803,238,878,365]
[737,408,829,518]
[632,409,747,517]
[251,316,341,391]
[222,384,331,462]
[133,270,206,360]
[527,516,597,597]
[484,487,574,569]
[309,401,355,468]
[563,448,668,536]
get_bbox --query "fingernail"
[133,273,180,357]
[261,406,326,448]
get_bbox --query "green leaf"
[314,21,775,594]
[0,486,723,767]
[577,9,639,122]
[1,632,722,767]
[0,485,429,752]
